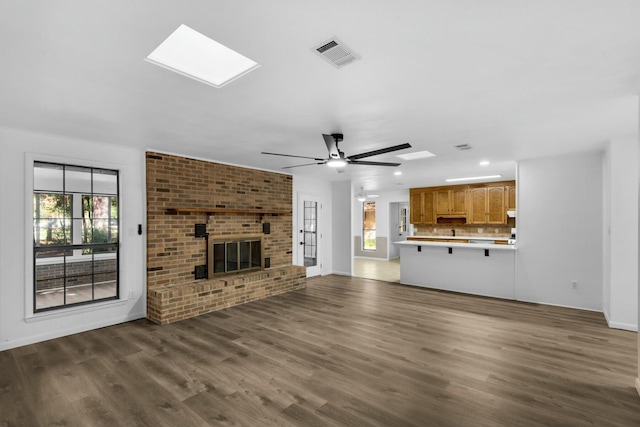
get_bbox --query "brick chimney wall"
[145,152,301,322]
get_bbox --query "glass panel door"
[303,201,317,267]
[298,194,321,277]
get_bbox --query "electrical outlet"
[571,280,578,289]
[478,228,483,233]
[494,228,499,233]
[129,290,135,299]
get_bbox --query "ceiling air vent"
[313,38,360,69]
[454,144,473,151]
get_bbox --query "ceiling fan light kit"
[327,158,347,167]
[262,133,411,170]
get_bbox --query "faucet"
[451,229,456,237]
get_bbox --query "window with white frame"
[33,162,119,312]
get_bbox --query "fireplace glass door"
[211,236,262,276]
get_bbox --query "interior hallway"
[353,257,400,283]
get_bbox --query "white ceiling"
[1,1,639,191]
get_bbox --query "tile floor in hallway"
[353,257,400,282]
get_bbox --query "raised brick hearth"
[145,152,305,324]
[147,265,306,324]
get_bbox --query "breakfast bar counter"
[394,239,516,299]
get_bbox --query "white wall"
[515,150,603,311]
[292,175,333,275]
[352,187,409,260]
[603,138,638,331]
[331,181,351,275]
[0,127,146,351]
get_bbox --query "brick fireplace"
[145,152,306,324]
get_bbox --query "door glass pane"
[303,201,317,267]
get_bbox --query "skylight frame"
[396,150,436,161]
[145,24,260,88]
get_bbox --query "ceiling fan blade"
[262,151,326,161]
[348,160,401,167]
[281,162,327,169]
[322,134,340,159]
[347,143,412,160]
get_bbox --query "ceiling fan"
[262,134,412,170]
[355,187,379,202]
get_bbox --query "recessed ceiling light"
[445,174,502,182]
[145,24,259,88]
[396,150,436,160]
[479,160,490,166]
[394,171,402,176]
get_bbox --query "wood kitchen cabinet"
[505,185,516,211]
[409,189,435,224]
[434,188,467,215]
[468,186,506,224]
[410,180,514,225]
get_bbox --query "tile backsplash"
[414,224,513,238]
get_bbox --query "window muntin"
[33,162,119,312]
[363,201,376,251]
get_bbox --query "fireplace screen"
[209,235,263,277]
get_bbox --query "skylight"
[145,24,259,88]
[396,150,436,160]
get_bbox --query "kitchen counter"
[406,235,514,245]
[394,239,516,299]
[397,240,515,250]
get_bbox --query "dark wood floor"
[1,275,639,426]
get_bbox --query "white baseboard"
[0,311,146,352]
[330,271,352,276]
[603,307,638,332]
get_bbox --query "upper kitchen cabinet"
[468,185,506,224]
[409,189,436,224]
[434,188,467,216]
[411,180,515,225]
[505,184,516,211]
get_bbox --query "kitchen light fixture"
[479,160,490,166]
[445,174,502,182]
[145,24,259,88]
[396,150,436,160]
[394,171,402,176]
